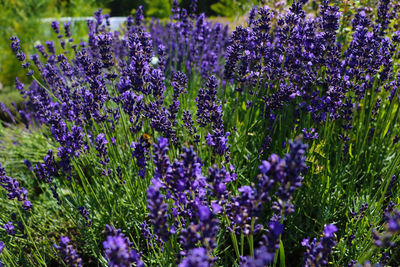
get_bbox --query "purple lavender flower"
[103,225,144,267]
[54,236,82,267]
[153,137,171,180]
[35,44,48,58]
[376,0,391,36]
[196,76,231,156]
[178,247,211,267]
[127,15,134,27]
[45,41,55,54]
[94,8,103,26]
[24,160,33,171]
[168,71,188,124]
[302,128,318,140]
[14,77,25,95]
[120,91,143,131]
[0,164,32,210]
[64,22,72,38]
[227,185,259,235]
[0,241,4,266]
[206,165,234,200]
[50,182,62,205]
[179,205,219,252]
[35,149,57,183]
[189,0,198,18]
[156,44,167,72]
[10,36,20,53]
[147,178,171,242]
[240,245,274,267]
[131,137,149,178]
[96,32,114,68]
[78,206,92,227]
[149,68,166,105]
[3,222,15,235]
[95,133,109,166]
[383,201,395,222]
[257,140,307,217]
[183,110,196,136]
[302,224,338,267]
[149,6,228,78]
[196,76,218,127]
[0,102,16,123]
[171,0,180,20]
[51,21,60,34]
[273,140,308,215]
[135,6,144,26]
[171,71,188,97]
[168,146,205,198]
[147,106,176,144]
[388,210,400,233]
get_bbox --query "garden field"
[0,0,400,266]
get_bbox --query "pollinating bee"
[140,133,153,149]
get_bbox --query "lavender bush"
[0,0,400,266]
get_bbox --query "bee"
[140,133,153,149]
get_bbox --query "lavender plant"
[0,0,400,266]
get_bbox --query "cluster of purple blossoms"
[240,222,284,266]
[240,245,275,267]
[5,1,400,265]
[5,213,26,237]
[179,205,219,254]
[0,241,4,266]
[152,137,171,180]
[149,2,229,79]
[35,149,57,183]
[103,224,144,267]
[387,210,400,233]
[302,224,338,267]
[222,139,307,262]
[168,71,188,125]
[178,247,212,267]
[222,0,398,151]
[78,206,92,227]
[302,128,318,141]
[0,164,32,210]
[54,236,82,267]
[227,185,260,235]
[3,222,15,236]
[373,208,400,249]
[131,136,150,178]
[196,76,230,157]
[34,150,63,204]
[146,178,172,242]
[10,36,26,62]
[260,140,308,218]
[147,138,226,258]
[95,133,110,167]
[350,203,369,220]
[0,102,16,123]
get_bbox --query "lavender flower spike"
[54,236,82,267]
[178,247,211,267]
[103,225,144,267]
[302,224,338,267]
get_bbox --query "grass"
[0,2,399,266]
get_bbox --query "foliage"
[210,0,257,18]
[0,1,400,266]
[145,0,172,19]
